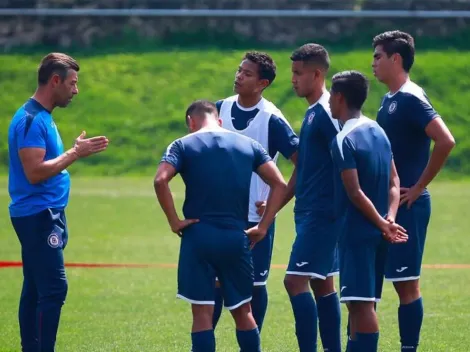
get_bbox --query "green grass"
[0,49,469,176]
[0,177,469,351]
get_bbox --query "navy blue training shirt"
[331,116,392,241]
[8,98,71,217]
[161,128,272,229]
[215,99,298,160]
[376,80,438,191]
[294,92,340,214]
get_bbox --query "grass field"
[0,176,469,351]
[1,49,469,176]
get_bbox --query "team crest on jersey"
[47,233,61,248]
[388,101,398,114]
[307,112,315,124]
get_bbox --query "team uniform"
[286,91,341,280]
[160,128,271,310]
[331,116,392,303]
[377,80,436,282]
[8,98,70,351]
[216,96,298,285]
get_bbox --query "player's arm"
[247,141,287,245]
[332,138,407,243]
[256,161,287,231]
[267,115,299,209]
[402,97,455,207]
[18,118,108,184]
[154,141,198,236]
[387,158,400,222]
[415,117,455,190]
[282,152,298,208]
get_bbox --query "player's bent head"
[185,100,220,131]
[38,52,80,108]
[290,43,330,72]
[331,71,369,111]
[372,30,415,73]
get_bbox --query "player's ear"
[217,118,222,127]
[50,73,60,87]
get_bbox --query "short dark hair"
[244,51,277,85]
[331,71,369,110]
[185,100,218,123]
[38,53,80,85]
[290,43,330,70]
[372,30,415,72]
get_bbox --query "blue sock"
[251,286,268,333]
[354,332,379,352]
[212,287,223,329]
[290,292,318,352]
[317,292,341,352]
[236,328,261,352]
[191,330,215,352]
[399,297,423,352]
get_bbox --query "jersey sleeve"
[408,93,438,130]
[320,110,340,142]
[160,139,184,172]
[252,140,272,171]
[268,114,299,159]
[215,100,223,115]
[331,136,356,172]
[16,114,47,150]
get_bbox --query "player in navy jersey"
[283,43,342,352]
[8,53,109,352]
[372,31,455,351]
[329,70,408,352]
[214,51,299,332]
[154,100,287,352]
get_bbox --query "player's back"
[333,116,392,240]
[175,129,269,229]
[376,80,436,190]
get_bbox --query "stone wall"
[1,0,469,50]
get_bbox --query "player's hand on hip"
[170,218,199,237]
[381,221,408,244]
[399,184,424,209]
[245,225,267,249]
[73,131,109,158]
[255,201,266,216]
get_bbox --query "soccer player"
[372,31,456,351]
[154,100,287,352]
[214,51,299,332]
[284,43,342,352]
[8,53,109,352]
[329,70,408,352]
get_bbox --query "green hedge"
[0,49,467,176]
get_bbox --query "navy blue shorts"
[339,236,387,303]
[286,211,340,280]
[385,195,431,282]
[11,208,69,301]
[250,221,275,286]
[177,222,253,310]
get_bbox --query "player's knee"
[284,275,308,296]
[310,276,335,298]
[230,303,256,330]
[38,280,68,309]
[394,280,421,304]
[192,304,214,329]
